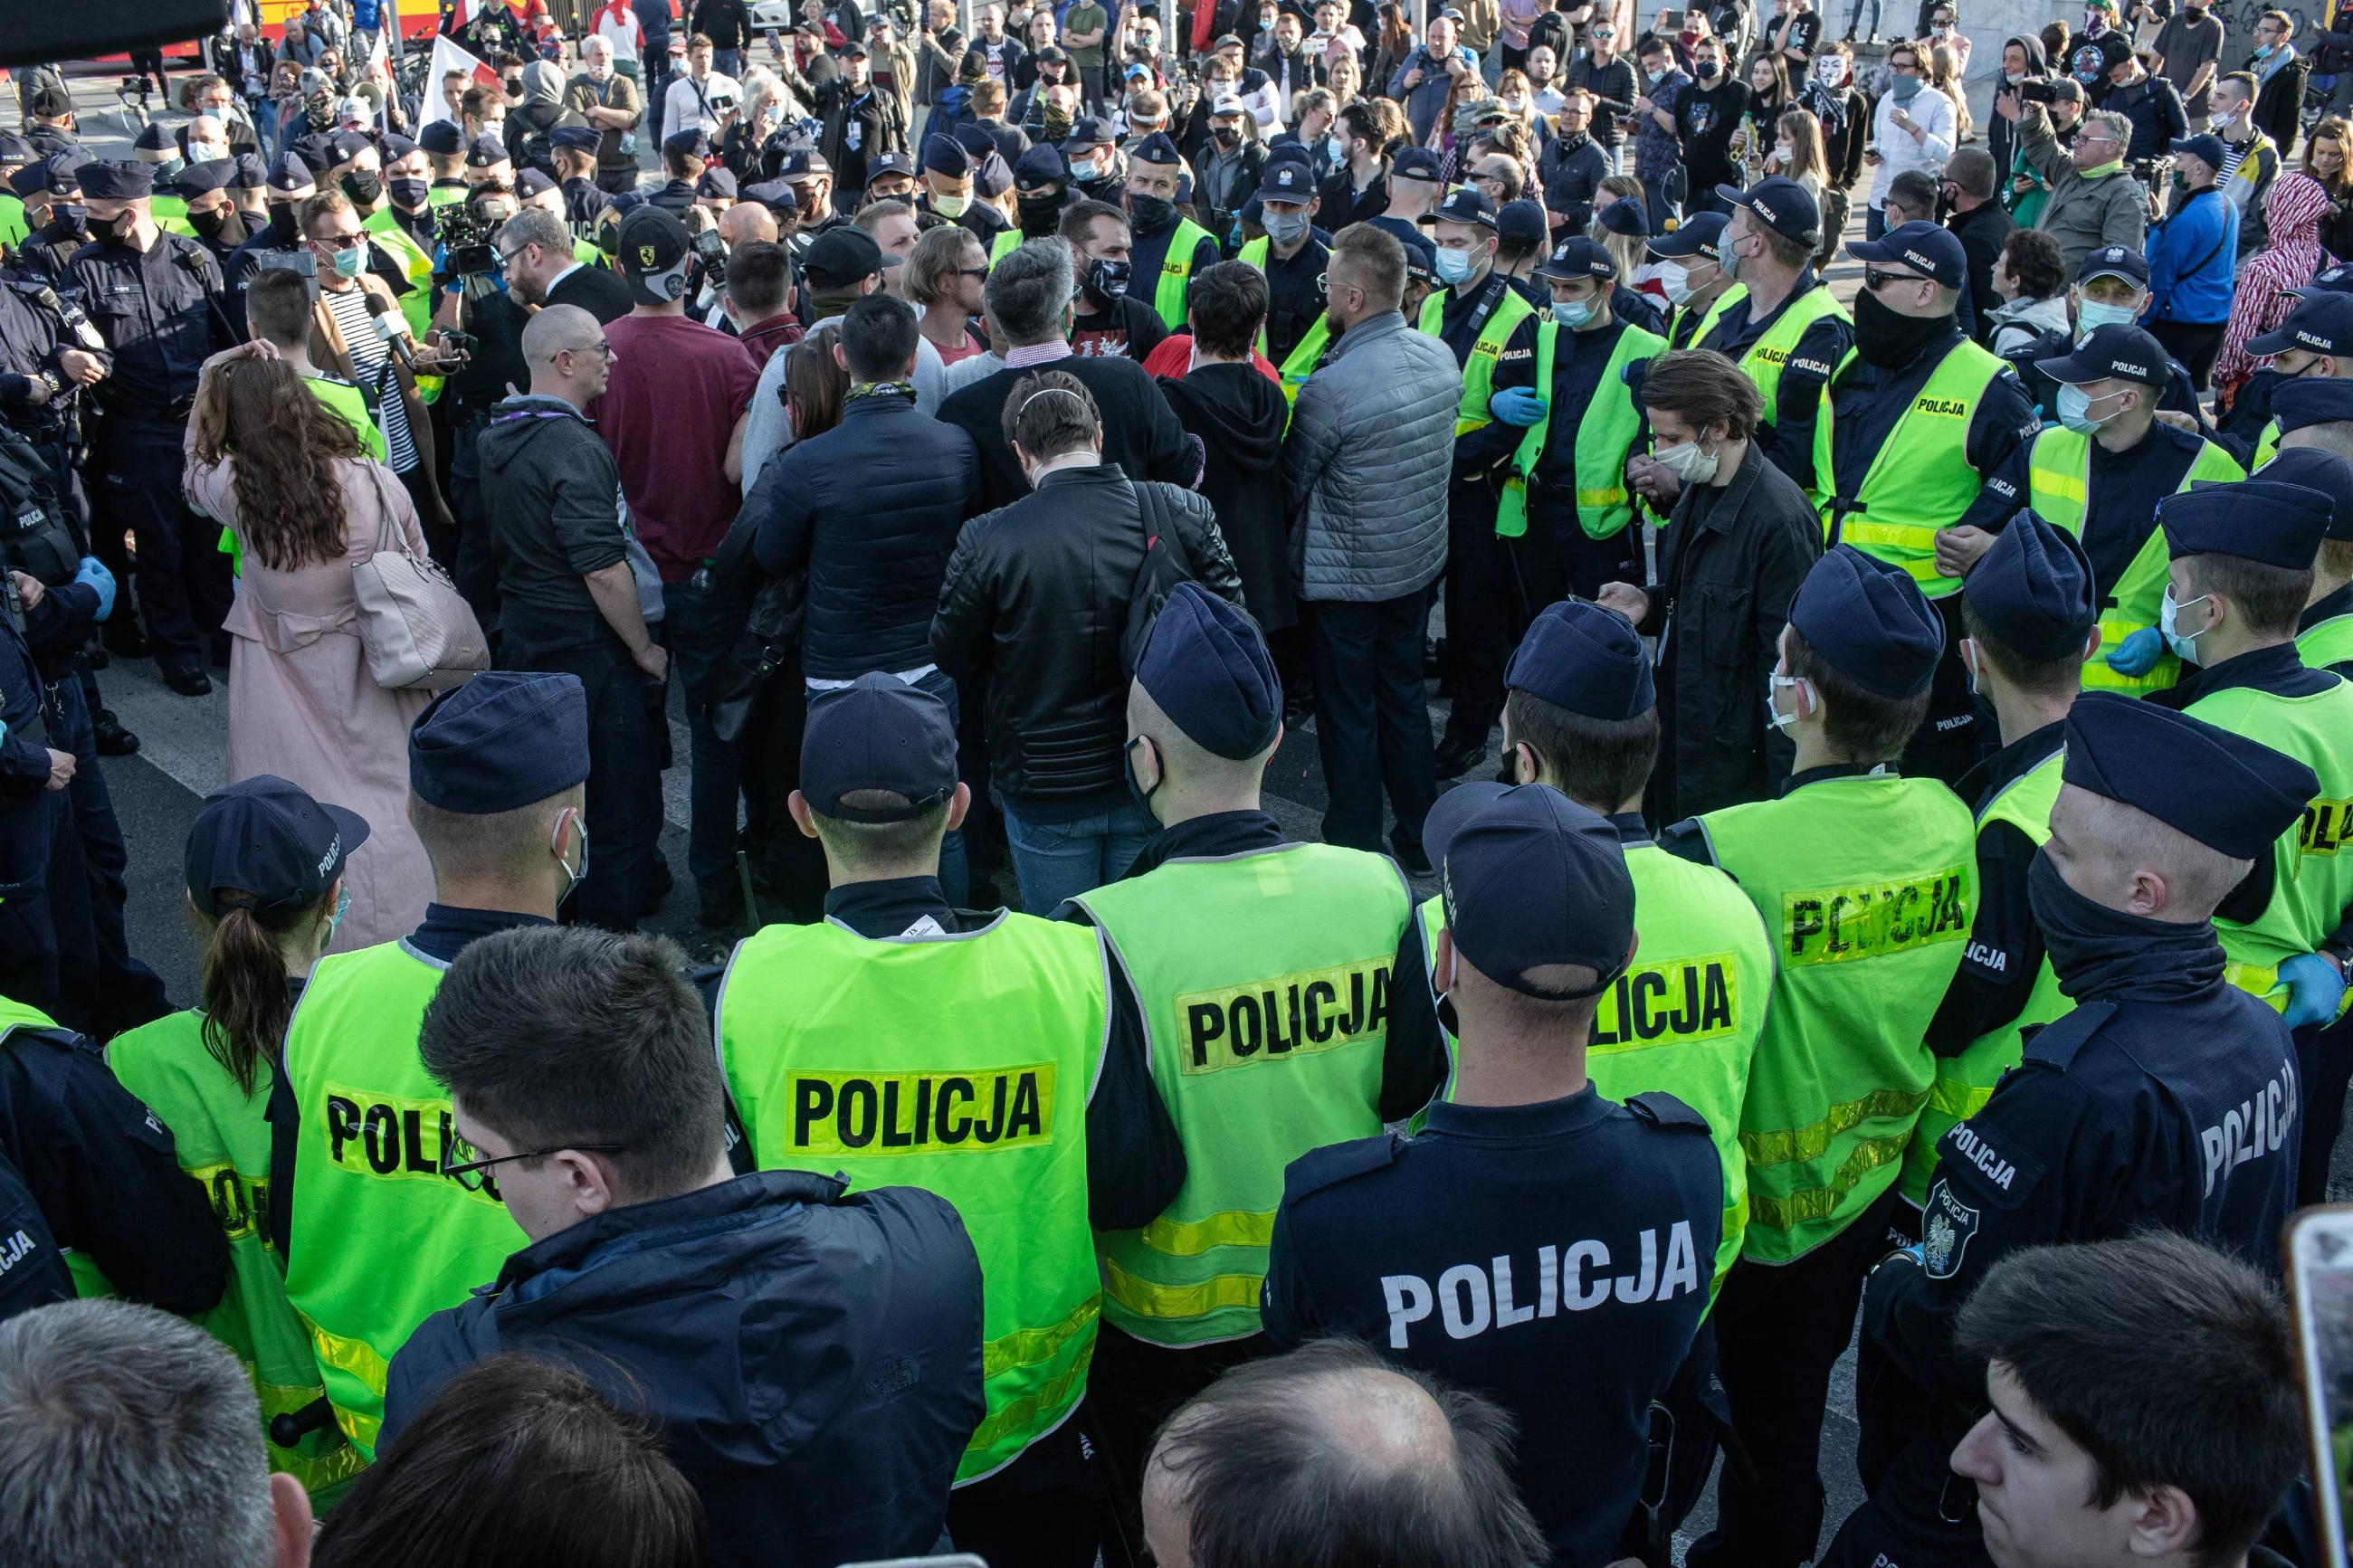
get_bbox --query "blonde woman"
[1772,107,1830,204]
[1496,67,1545,138]
[1590,174,1651,281]
[1929,42,1971,142]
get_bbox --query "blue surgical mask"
[1434,245,1478,284]
[2056,381,2124,434]
[2159,584,2211,663]
[328,884,350,935]
[1551,296,1596,328]
[330,243,366,279]
[2077,299,2138,334]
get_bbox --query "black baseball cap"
[1649,211,1726,261]
[1424,783,1636,1000]
[186,775,369,918]
[1390,147,1443,183]
[803,225,884,288]
[2075,243,2148,287]
[1533,234,1614,282]
[2249,290,2353,357]
[1848,219,1966,289]
[1420,185,1497,229]
[1718,175,1820,247]
[2037,321,2171,387]
[801,672,958,822]
[616,205,691,305]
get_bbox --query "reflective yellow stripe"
[1138,1206,1276,1257]
[1100,1253,1266,1320]
[1925,1074,1996,1120]
[1746,1131,1913,1233]
[302,1316,388,1449]
[2027,465,2086,506]
[1838,518,1942,555]
[254,1374,369,1492]
[1740,1086,1932,1169]
[967,1343,1093,1458]
[1575,484,1628,508]
[981,1293,1100,1380]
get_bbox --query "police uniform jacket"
[1263,1087,1722,1566]
[63,229,231,422]
[1957,415,2215,597]
[0,1013,230,1323]
[1437,271,1543,480]
[1923,721,2065,1054]
[386,1169,987,1568]
[1691,272,1854,491]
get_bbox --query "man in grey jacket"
[2009,100,2148,272]
[1281,223,1461,873]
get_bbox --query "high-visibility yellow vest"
[2024,425,2243,697]
[1238,236,1333,404]
[1898,748,2072,1207]
[281,941,527,1459]
[1419,279,1538,437]
[1691,278,1851,428]
[2301,607,2353,672]
[988,227,1023,267]
[717,912,1108,1483]
[1148,216,1215,330]
[1494,314,1665,542]
[110,1009,368,1498]
[1074,842,1410,1346]
[1815,338,2006,600]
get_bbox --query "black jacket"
[937,352,1196,510]
[2249,51,2308,156]
[931,464,1241,810]
[1636,442,1823,822]
[1161,362,1293,633]
[745,389,980,679]
[1537,131,1608,236]
[479,394,630,662]
[384,1171,986,1568]
[1948,202,2019,347]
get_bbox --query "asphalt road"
[40,65,2353,1565]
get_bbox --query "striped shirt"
[320,281,418,475]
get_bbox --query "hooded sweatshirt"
[477,392,634,661]
[1989,34,2048,190]
[1161,360,1294,632]
[504,61,581,174]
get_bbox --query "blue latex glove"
[1489,386,1548,427]
[74,556,115,622]
[2282,952,2349,1031]
[2103,625,2164,677]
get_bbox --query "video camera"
[435,201,504,279]
[2130,153,2176,200]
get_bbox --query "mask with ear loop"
[1765,671,1808,733]
[553,809,590,900]
[1123,734,1162,813]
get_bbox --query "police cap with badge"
[2248,290,2353,359]
[1719,175,1821,249]
[2268,375,2353,434]
[1419,185,1497,230]
[2034,321,2170,389]
[2076,243,2148,288]
[1533,235,1616,285]
[1848,219,1966,288]
[1649,211,1726,263]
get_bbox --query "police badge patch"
[1922,1181,1979,1280]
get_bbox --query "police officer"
[1060,584,1440,1522]
[1484,235,1668,605]
[173,159,250,266]
[2145,480,2353,1202]
[419,119,473,210]
[1843,692,2317,1566]
[1234,159,1329,403]
[1123,132,1218,331]
[0,995,229,1324]
[1997,245,2208,433]
[1263,782,1721,1567]
[1958,324,2243,698]
[1419,185,1541,781]
[550,125,611,231]
[107,776,371,1496]
[1664,545,1978,1568]
[378,134,440,252]
[2213,289,2353,470]
[65,160,235,698]
[12,152,94,290]
[223,154,319,340]
[2278,446,2353,679]
[1391,602,1773,1298]
[920,134,1014,251]
[1900,518,2100,1221]
[1675,178,1853,495]
[1009,145,1070,254]
[132,122,194,238]
[1650,213,1731,352]
[275,670,593,1460]
[1809,221,2041,785]
[716,673,1182,1568]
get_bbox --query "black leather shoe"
[161,664,213,697]
[1433,736,1487,781]
[90,709,139,756]
[1389,831,1434,879]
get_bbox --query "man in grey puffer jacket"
[1280,222,1461,872]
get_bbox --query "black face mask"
[1214,126,1241,147]
[188,205,238,242]
[267,204,300,245]
[388,176,432,210]
[1088,255,1133,300]
[1127,191,1175,232]
[100,210,138,246]
[1694,59,1720,79]
[342,171,383,205]
[1852,286,1956,367]
[53,204,88,236]
[1018,191,1064,235]
[2026,849,2226,1003]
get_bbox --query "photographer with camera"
[429,190,530,628]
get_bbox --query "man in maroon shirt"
[594,204,762,927]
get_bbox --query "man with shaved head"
[477,302,666,929]
[1142,1338,1548,1568]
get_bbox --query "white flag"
[420,33,501,128]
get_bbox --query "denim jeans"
[655,575,748,903]
[809,667,970,907]
[999,795,1157,914]
[1845,0,1881,35]
[1864,201,1887,241]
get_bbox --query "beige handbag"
[348,463,490,689]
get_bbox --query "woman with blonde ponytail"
[106,774,373,1505]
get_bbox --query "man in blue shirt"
[2144,132,2237,388]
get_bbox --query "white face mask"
[2160,584,2212,663]
[1656,259,1693,303]
[1765,671,1805,733]
[1654,434,1720,485]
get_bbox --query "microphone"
[364,291,417,375]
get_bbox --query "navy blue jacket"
[384,1169,987,1568]
[747,388,982,680]
[1264,1089,1721,1567]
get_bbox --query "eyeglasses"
[439,1127,628,1192]
[559,340,617,362]
[1863,265,1926,291]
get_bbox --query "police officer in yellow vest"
[1388,601,1772,1298]
[1900,518,2100,1224]
[274,670,592,1462]
[1651,213,1733,352]
[1234,159,1330,404]
[2144,479,2353,1203]
[715,673,1183,1568]
[1662,546,1977,1568]
[133,122,195,238]
[1122,132,1219,332]
[2272,446,2353,679]
[2209,290,2353,470]
[1418,185,1542,783]
[1954,324,2244,698]
[377,135,441,254]
[1481,235,1666,604]
[1062,583,1443,1527]
[1005,146,1069,262]
[419,120,474,209]
[1681,179,1853,493]
[1810,219,2043,787]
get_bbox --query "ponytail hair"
[195,887,334,1096]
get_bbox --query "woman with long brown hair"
[2307,117,2353,263]
[185,340,434,951]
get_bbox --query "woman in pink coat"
[185,343,434,952]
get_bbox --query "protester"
[2215,172,2335,389]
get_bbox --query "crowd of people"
[5,0,2353,1564]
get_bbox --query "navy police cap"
[1787,545,1943,698]
[1962,515,2098,662]
[1504,600,1655,719]
[409,671,591,814]
[801,671,959,821]
[2254,447,2353,542]
[1135,582,1282,761]
[1424,783,1637,1000]
[2161,479,2334,569]
[2061,692,2317,860]
[186,775,369,919]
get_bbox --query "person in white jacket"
[1865,41,1955,237]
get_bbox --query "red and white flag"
[420,33,500,126]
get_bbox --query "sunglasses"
[311,232,365,251]
[1863,264,1928,291]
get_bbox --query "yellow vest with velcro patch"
[1815,338,2005,599]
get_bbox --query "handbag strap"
[357,461,411,560]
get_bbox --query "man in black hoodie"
[1987,34,2050,190]
[478,304,667,932]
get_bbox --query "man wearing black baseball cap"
[2224,290,2353,468]
[1804,218,2041,783]
[1262,780,1723,1567]
[1954,321,2244,698]
[716,670,1180,1568]
[1418,182,1542,783]
[1481,235,1666,612]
